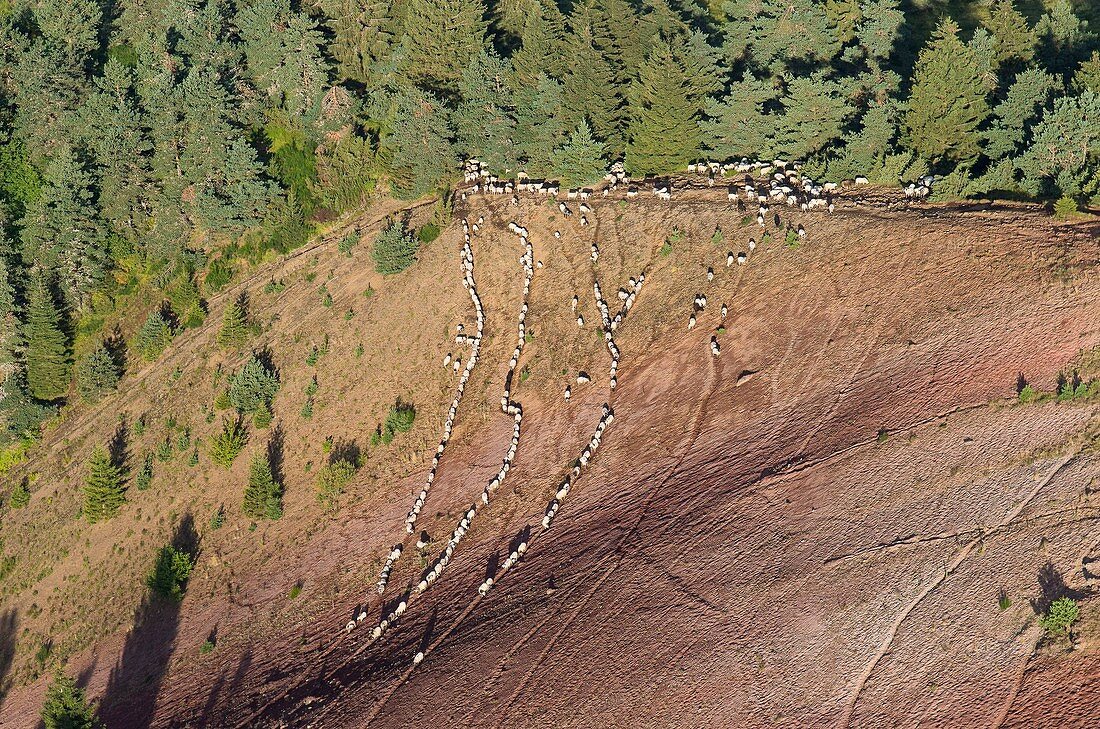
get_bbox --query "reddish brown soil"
[3,186,1100,727]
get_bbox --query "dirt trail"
[2,186,1100,728]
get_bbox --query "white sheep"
[707,267,714,282]
[564,385,571,401]
[577,315,585,327]
[688,314,696,330]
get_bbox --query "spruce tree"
[226,355,281,415]
[562,27,624,157]
[398,0,488,95]
[41,671,100,729]
[209,418,247,469]
[23,273,71,402]
[84,446,125,523]
[372,220,420,274]
[983,0,1035,65]
[773,74,855,160]
[133,309,173,362]
[1017,91,1100,199]
[983,68,1058,161]
[552,122,606,188]
[319,0,401,86]
[243,450,283,520]
[1035,0,1094,76]
[216,296,250,349]
[75,342,121,402]
[904,18,990,165]
[625,41,704,177]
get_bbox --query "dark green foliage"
[75,342,120,402]
[217,297,250,349]
[1075,51,1100,94]
[1040,596,1079,636]
[1017,91,1100,199]
[134,310,173,362]
[41,671,101,729]
[135,454,154,491]
[626,41,708,176]
[253,401,273,429]
[243,450,283,520]
[204,259,235,294]
[372,220,419,274]
[226,356,280,415]
[378,401,416,444]
[398,0,489,94]
[209,418,247,468]
[982,0,1035,65]
[83,447,125,523]
[385,90,458,199]
[552,122,606,189]
[9,478,30,509]
[417,223,441,243]
[904,18,991,166]
[24,274,70,402]
[147,544,194,601]
[315,459,356,510]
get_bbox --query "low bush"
[1040,597,1079,636]
[372,220,418,275]
[315,460,356,511]
[147,544,194,601]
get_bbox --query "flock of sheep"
[345,156,932,665]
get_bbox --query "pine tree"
[1074,52,1100,94]
[216,296,250,349]
[9,478,31,508]
[18,147,108,311]
[1035,0,1094,76]
[398,0,488,95]
[83,446,125,523]
[551,122,606,188]
[41,671,100,729]
[702,74,781,164]
[319,0,402,86]
[75,341,120,402]
[723,0,842,77]
[454,51,518,175]
[983,68,1058,161]
[23,273,70,402]
[385,89,457,199]
[983,0,1035,65]
[236,0,331,124]
[133,309,173,362]
[243,450,283,520]
[625,41,705,177]
[773,74,855,160]
[904,18,990,165]
[226,356,280,414]
[1017,90,1100,199]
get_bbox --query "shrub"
[75,341,121,402]
[377,401,416,445]
[372,220,418,275]
[166,272,205,328]
[711,227,724,245]
[41,671,100,729]
[337,231,359,256]
[133,310,174,362]
[1018,384,1039,403]
[243,451,283,520]
[1053,195,1079,219]
[135,454,154,491]
[226,356,280,415]
[204,258,234,293]
[9,478,30,508]
[147,544,194,601]
[199,639,215,654]
[83,447,125,523]
[1040,597,1079,636]
[209,419,247,468]
[209,505,225,530]
[315,460,356,510]
[417,222,441,244]
[288,583,302,599]
[785,229,800,247]
[262,278,286,295]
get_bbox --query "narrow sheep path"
[837,441,1088,728]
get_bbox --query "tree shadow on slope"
[0,608,17,708]
[99,514,199,728]
[1029,560,1090,617]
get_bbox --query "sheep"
[554,230,561,239]
[564,385,571,401]
[688,314,697,330]
[855,176,869,185]
[757,213,765,227]
[748,237,757,252]
[797,224,806,239]
[591,244,600,262]
[443,353,452,367]
[580,216,589,227]
[577,315,585,327]
[707,267,714,282]
[576,372,590,384]
[414,651,424,665]
[711,337,720,357]
[537,260,543,269]
[417,531,429,549]
[727,252,735,267]
[580,202,592,214]
[737,252,747,265]
[571,294,578,311]
[627,187,638,198]
[453,359,461,374]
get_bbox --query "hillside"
[2,183,1100,726]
